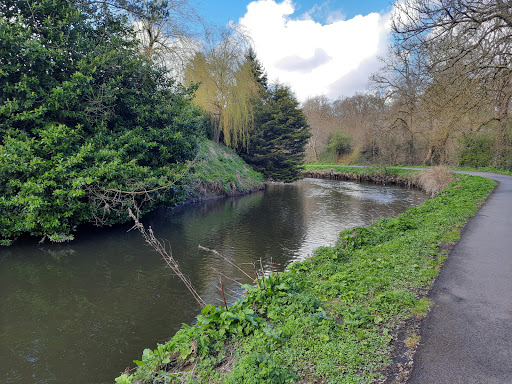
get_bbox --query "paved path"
[408,171,512,384]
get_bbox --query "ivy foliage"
[458,133,495,168]
[319,131,352,163]
[0,0,202,245]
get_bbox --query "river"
[0,178,428,383]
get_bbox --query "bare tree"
[302,94,387,164]
[332,94,386,160]
[392,0,512,165]
[84,0,205,75]
[302,96,338,162]
[369,43,430,163]
[184,27,259,149]
[131,0,204,69]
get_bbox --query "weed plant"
[116,174,495,384]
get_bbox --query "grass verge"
[449,166,512,176]
[115,171,495,384]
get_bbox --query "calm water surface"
[0,178,428,383]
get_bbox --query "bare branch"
[129,209,206,308]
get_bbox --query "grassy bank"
[303,166,419,189]
[186,139,264,200]
[305,163,512,177]
[449,166,512,176]
[116,169,495,384]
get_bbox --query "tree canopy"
[389,0,512,166]
[300,1,511,169]
[184,27,259,149]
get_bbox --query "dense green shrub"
[458,134,494,168]
[319,131,352,163]
[0,1,202,244]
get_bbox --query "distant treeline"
[303,0,511,170]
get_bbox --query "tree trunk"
[424,145,435,166]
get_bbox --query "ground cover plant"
[115,171,495,383]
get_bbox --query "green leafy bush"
[319,131,353,163]
[0,0,202,244]
[458,134,494,168]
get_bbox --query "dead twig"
[211,267,244,286]
[198,245,255,281]
[220,277,228,310]
[129,209,206,308]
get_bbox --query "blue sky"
[199,0,393,27]
[196,1,396,100]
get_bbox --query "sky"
[198,0,395,101]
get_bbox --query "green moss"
[116,172,495,384]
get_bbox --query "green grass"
[304,165,418,177]
[305,163,512,176]
[186,139,264,197]
[115,172,496,384]
[449,166,512,176]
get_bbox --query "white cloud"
[239,0,392,101]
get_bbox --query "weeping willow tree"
[184,28,260,150]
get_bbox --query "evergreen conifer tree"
[245,48,268,90]
[242,84,311,182]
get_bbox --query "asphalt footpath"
[408,171,512,384]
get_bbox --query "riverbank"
[303,165,455,196]
[115,168,496,384]
[302,167,419,189]
[186,139,265,201]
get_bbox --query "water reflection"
[0,178,427,384]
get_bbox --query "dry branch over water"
[128,209,206,309]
